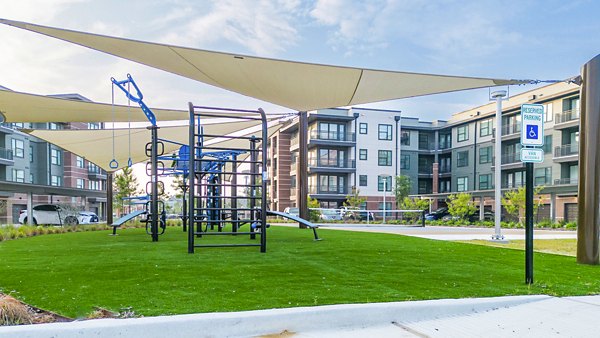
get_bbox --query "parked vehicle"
[283,207,299,217]
[319,209,342,221]
[441,209,494,222]
[19,204,79,225]
[358,211,375,221]
[425,207,449,221]
[78,211,99,224]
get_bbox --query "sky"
[1,0,599,122]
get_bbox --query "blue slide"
[110,210,147,235]
[266,210,320,240]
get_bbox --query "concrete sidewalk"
[313,224,577,241]
[1,295,599,337]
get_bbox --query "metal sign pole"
[525,161,534,284]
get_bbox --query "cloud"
[156,0,303,56]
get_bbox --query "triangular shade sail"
[24,119,280,172]
[0,89,282,123]
[0,19,528,111]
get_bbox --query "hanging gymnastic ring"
[109,159,119,169]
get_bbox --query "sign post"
[520,103,545,284]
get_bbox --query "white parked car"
[319,209,342,221]
[78,211,99,224]
[19,205,79,226]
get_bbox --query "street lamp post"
[379,174,388,224]
[491,90,507,242]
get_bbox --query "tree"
[307,197,321,222]
[399,197,430,222]
[446,193,477,219]
[113,167,140,216]
[170,174,186,199]
[343,187,366,209]
[502,186,544,223]
[394,175,412,208]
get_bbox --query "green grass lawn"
[0,226,599,318]
[459,239,577,257]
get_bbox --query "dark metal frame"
[188,103,268,253]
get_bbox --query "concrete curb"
[0,295,550,338]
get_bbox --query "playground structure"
[187,104,269,252]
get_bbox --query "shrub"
[0,295,32,326]
[565,221,577,229]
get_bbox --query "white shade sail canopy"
[0,19,529,112]
[24,119,281,172]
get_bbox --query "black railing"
[310,130,356,142]
[554,177,578,185]
[308,158,356,168]
[418,167,433,174]
[555,109,580,124]
[554,143,578,157]
[308,185,348,195]
[0,147,13,161]
[501,123,521,136]
[439,165,451,174]
[493,152,521,165]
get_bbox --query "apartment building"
[268,81,580,222]
[0,90,108,224]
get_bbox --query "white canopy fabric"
[0,19,529,112]
[24,119,281,172]
[0,89,284,123]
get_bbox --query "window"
[378,202,393,217]
[12,169,25,183]
[534,167,552,186]
[377,176,392,192]
[378,150,392,166]
[319,175,345,194]
[400,130,410,145]
[544,103,553,122]
[457,125,469,142]
[359,149,368,160]
[88,123,101,129]
[76,156,85,168]
[439,133,451,149]
[318,122,346,141]
[479,174,491,190]
[11,139,24,158]
[76,178,85,189]
[479,146,492,164]
[49,123,63,130]
[30,173,34,184]
[457,151,469,167]
[359,123,368,134]
[418,179,431,194]
[480,119,492,137]
[542,135,552,154]
[29,145,33,162]
[88,180,101,190]
[400,154,410,170]
[457,177,468,192]
[359,175,367,186]
[51,175,62,186]
[378,124,392,140]
[317,148,345,167]
[51,148,62,165]
[418,133,430,150]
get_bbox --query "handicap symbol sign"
[526,125,538,139]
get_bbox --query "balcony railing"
[555,109,580,124]
[554,177,578,185]
[502,182,525,189]
[0,147,14,161]
[308,185,348,195]
[308,158,356,169]
[501,123,521,136]
[418,167,433,175]
[554,143,578,158]
[418,143,436,151]
[439,141,452,150]
[439,165,452,174]
[493,152,521,165]
[310,130,355,142]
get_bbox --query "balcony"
[308,130,355,148]
[501,182,525,189]
[492,152,524,170]
[439,165,452,175]
[308,185,348,196]
[0,147,14,165]
[88,166,107,180]
[418,143,436,152]
[553,143,578,162]
[418,166,433,176]
[307,158,356,173]
[554,177,578,186]
[555,109,579,129]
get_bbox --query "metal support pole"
[150,125,159,242]
[525,162,534,284]
[259,108,268,253]
[577,54,600,264]
[181,179,188,232]
[491,90,507,241]
[297,111,309,226]
[250,137,257,240]
[231,154,238,233]
[188,102,195,253]
[107,173,113,224]
[26,192,33,226]
[383,178,387,224]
